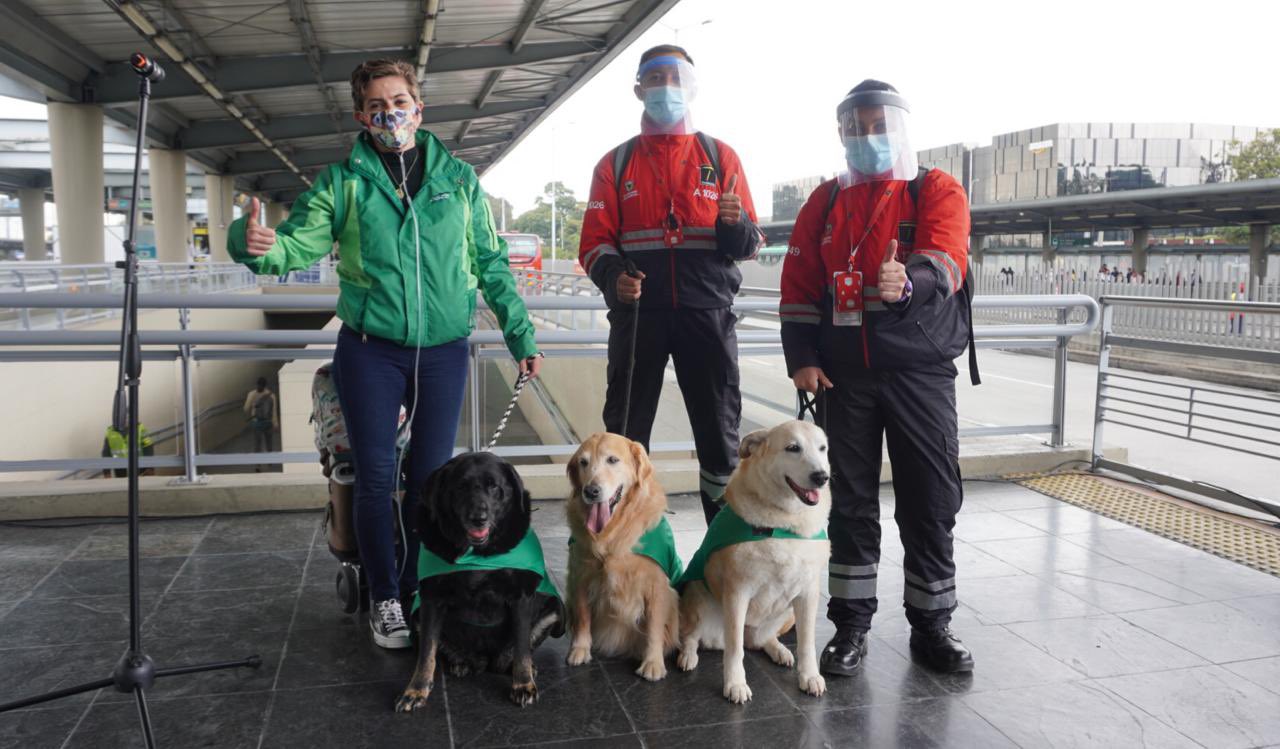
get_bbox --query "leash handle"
[796,387,826,427]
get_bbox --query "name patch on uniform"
[622,179,639,201]
[430,193,451,203]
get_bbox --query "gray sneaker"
[370,598,411,649]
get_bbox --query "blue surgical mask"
[643,87,686,126]
[844,133,898,176]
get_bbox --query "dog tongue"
[587,501,612,534]
[802,487,819,504]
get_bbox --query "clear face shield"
[636,55,698,135]
[836,89,917,187]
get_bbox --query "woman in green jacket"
[228,58,542,650]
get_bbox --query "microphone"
[130,52,165,82]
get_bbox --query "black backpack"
[819,168,980,385]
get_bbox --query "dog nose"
[810,470,830,488]
[583,484,601,501]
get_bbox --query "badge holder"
[832,270,864,326]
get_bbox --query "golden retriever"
[564,433,681,681]
[676,421,831,703]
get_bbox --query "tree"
[1221,129,1280,244]
[511,182,585,261]
[486,195,514,232]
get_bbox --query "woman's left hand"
[518,354,543,379]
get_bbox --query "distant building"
[770,175,826,222]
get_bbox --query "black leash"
[796,386,827,432]
[619,259,641,436]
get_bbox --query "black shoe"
[819,626,869,677]
[909,627,974,673]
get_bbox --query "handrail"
[0,291,1101,476]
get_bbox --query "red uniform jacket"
[578,133,760,309]
[780,170,970,374]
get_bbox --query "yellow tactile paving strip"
[1010,471,1280,578]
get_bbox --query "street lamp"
[656,17,712,43]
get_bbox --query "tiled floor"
[2,481,1279,748]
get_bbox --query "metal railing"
[1091,296,1280,514]
[0,286,1099,480]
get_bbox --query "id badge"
[663,225,684,247]
[832,270,864,326]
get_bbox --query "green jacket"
[413,527,560,615]
[676,506,828,591]
[227,130,537,359]
[569,515,684,584]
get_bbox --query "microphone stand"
[0,58,261,748]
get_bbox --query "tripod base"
[0,653,261,713]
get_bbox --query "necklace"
[381,148,420,200]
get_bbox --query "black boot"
[909,627,974,673]
[819,626,869,677]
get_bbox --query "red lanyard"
[640,137,698,230]
[844,185,896,273]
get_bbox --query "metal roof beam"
[178,100,545,150]
[222,134,509,174]
[511,0,551,53]
[91,41,600,106]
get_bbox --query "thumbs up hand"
[878,239,908,303]
[717,173,742,226]
[245,196,276,256]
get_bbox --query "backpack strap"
[611,136,639,204]
[695,131,722,189]
[327,163,346,241]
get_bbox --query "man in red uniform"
[578,45,762,523]
[780,80,975,675]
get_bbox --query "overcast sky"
[482,0,1277,217]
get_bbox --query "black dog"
[396,452,565,712]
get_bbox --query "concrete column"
[47,103,105,263]
[1249,223,1270,301]
[18,188,47,260]
[1041,229,1055,270]
[970,233,985,266]
[265,201,288,227]
[1131,227,1150,277]
[148,148,189,262]
[204,174,235,262]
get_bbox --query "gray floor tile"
[0,557,59,601]
[275,622,414,689]
[1038,564,1207,613]
[961,483,1063,511]
[29,556,184,600]
[953,512,1046,543]
[642,713,822,749]
[1061,528,1217,566]
[951,541,1025,580]
[759,638,946,712]
[145,586,300,639]
[881,625,1082,694]
[972,535,1121,574]
[1002,505,1130,535]
[194,512,320,555]
[1132,556,1280,600]
[514,735,643,749]
[71,531,206,561]
[63,691,269,749]
[1006,614,1209,678]
[1223,655,1280,696]
[0,595,132,648]
[0,640,125,711]
[806,698,1019,749]
[0,523,100,561]
[262,680,452,748]
[957,574,1103,624]
[169,550,309,592]
[0,704,85,749]
[602,649,800,732]
[288,581,365,633]
[964,681,1199,748]
[1121,598,1280,663]
[1098,664,1280,749]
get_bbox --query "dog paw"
[765,642,795,669]
[394,688,431,713]
[798,671,826,697]
[448,662,473,678]
[636,658,667,682]
[676,648,699,672]
[723,680,753,704]
[566,646,593,666]
[510,681,539,708]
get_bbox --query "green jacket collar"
[347,130,469,210]
[676,505,827,591]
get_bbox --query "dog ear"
[738,429,770,460]
[501,461,530,516]
[629,439,654,488]
[566,443,583,490]
[415,457,453,537]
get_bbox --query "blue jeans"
[333,325,468,603]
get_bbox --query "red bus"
[500,232,543,272]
